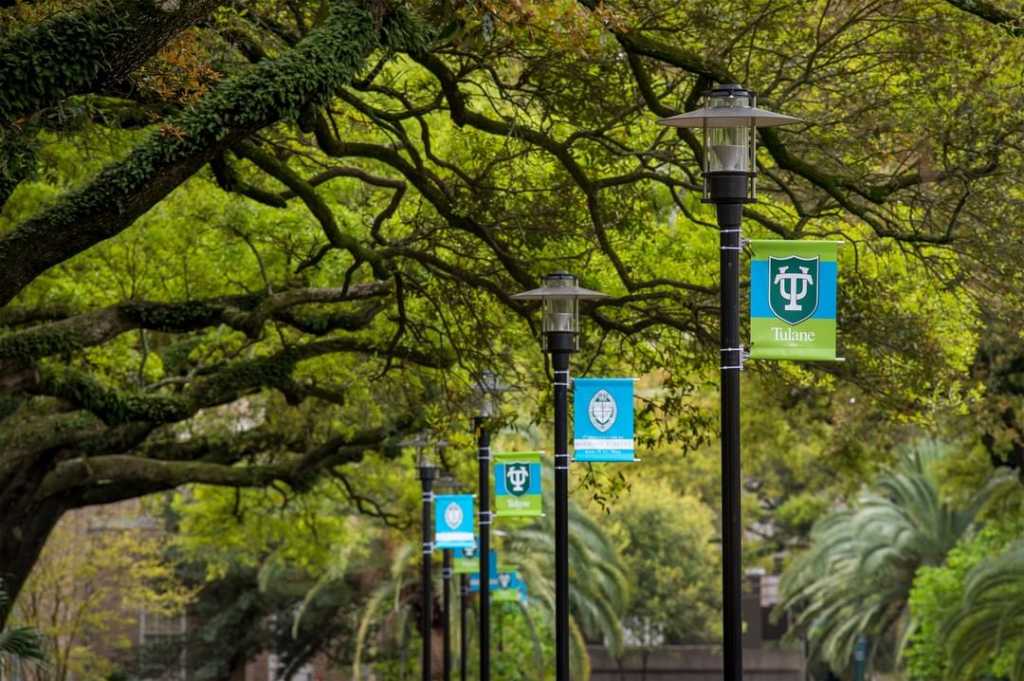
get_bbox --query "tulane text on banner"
[749,240,841,362]
[494,452,543,517]
[434,494,475,549]
[573,378,637,462]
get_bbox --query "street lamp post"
[459,573,468,681]
[418,457,437,681]
[512,273,607,681]
[657,83,800,681]
[442,548,453,681]
[474,370,505,681]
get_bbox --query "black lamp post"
[474,370,505,681]
[511,273,607,681]
[417,454,437,681]
[657,84,800,681]
[435,469,462,681]
[442,547,452,681]
[459,573,468,681]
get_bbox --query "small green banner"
[491,571,523,603]
[494,452,543,518]
[749,240,840,361]
[453,545,479,574]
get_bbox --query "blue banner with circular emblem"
[573,377,637,462]
[434,494,475,549]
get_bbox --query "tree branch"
[0,0,400,306]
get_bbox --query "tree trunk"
[0,500,63,626]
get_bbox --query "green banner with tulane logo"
[750,240,840,361]
[494,451,543,518]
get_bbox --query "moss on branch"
[0,0,222,122]
[0,1,426,306]
[0,285,392,363]
[39,367,192,425]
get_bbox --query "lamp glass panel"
[477,370,500,417]
[708,125,751,172]
[543,297,578,334]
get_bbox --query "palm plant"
[502,497,631,679]
[941,539,1024,680]
[330,495,627,681]
[0,582,45,677]
[779,446,988,675]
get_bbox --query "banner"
[453,545,479,574]
[491,571,524,603]
[573,378,636,462]
[495,452,543,517]
[434,495,475,549]
[749,240,840,361]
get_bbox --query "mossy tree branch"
[20,334,452,426]
[944,0,1024,35]
[37,419,415,502]
[0,283,390,366]
[0,0,417,307]
[0,0,224,122]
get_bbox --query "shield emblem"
[768,256,819,325]
[588,389,617,432]
[505,464,531,497]
[499,574,512,588]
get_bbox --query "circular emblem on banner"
[444,501,463,530]
[588,389,617,433]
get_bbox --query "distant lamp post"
[473,369,507,681]
[436,463,457,681]
[657,84,799,681]
[403,434,438,681]
[511,273,607,681]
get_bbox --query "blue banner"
[573,378,637,462]
[749,240,840,361]
[434,494,475,549]
[495,452,543,517]
[471,569,523,601]
[492,571,523,603]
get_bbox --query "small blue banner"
[492,571,524,603]
[495,452,543,517]
[471,569,523,601]
[573,378,636,462]
[434,494,475,549]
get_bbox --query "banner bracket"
[720,346,747,371]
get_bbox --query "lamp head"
[511,272,608,351]
[656,83,801,203]
[475,370,508,418]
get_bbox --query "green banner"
[453,546,478,574]
[491,571,523,603]
[749,240,840,361]
[494,451,543,518]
